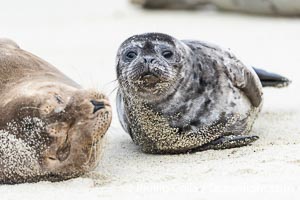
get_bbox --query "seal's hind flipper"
[253,67,291,88]
[194,135,259,151]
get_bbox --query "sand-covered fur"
[0,39,112,184]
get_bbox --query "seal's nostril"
[143,56,155,64]
[91,100,105,113]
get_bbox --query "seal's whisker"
[20,106,42,111]
[69,65,86,86]
[83,136,95,169]
[103,79,118,86]
[108,86,119,97]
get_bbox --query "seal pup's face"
[0,84,112,182]
[116,33,189,101]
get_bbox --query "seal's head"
[1,82,112,183]
[116,33,190,101]
[38,89,112,180]
[0,40,113,183]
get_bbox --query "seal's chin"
[136,74,162,90]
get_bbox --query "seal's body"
[116,33,289,154]
[0,39,112,184]
[132,0,300,16]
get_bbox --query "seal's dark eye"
[126,51,137,60]
[162,50,173,59]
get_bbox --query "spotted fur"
[116,33,263,154]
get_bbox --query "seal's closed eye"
[55,95,64,104]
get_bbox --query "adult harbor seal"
[0,39,112,184]
[131,0,300,16]
[116,33,290,154]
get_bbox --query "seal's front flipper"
[194,135,259,151]
[253,67,291,88]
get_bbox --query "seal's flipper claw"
[194,135,259,151]
[253,67,291,88]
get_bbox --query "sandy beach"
[1,0,300,199]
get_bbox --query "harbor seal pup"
[116,33,290,154]
[0,39,112,184]
[132,0,300,16]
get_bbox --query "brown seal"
[0,39,112,184]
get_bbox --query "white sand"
[1,0,300,199]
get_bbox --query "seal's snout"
[91,100,105,113]
[143,56,155,64]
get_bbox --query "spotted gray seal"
[0,39,112,184]
[132,0,300,16]
[116,33,290,154]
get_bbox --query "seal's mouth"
[139,72,161,87]
[132,70,168,91]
